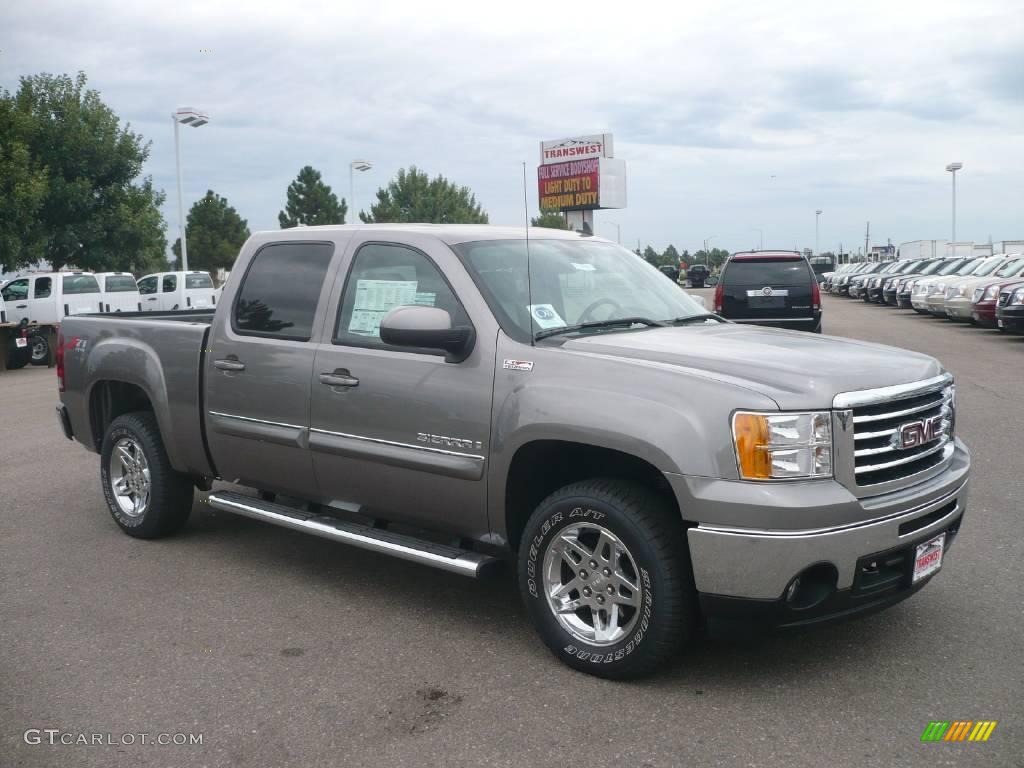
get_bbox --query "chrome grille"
[833,374,955,497]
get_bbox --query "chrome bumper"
[683,441,970,600]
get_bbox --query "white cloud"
[2,0,1022,255]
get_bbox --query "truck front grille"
[833,374,955,497]
[999,290,1012,307]
[852,385,953,488]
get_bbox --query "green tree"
[172,190,250,272]
[278,165,347,228]
[642,245,659,265]
[530,210,567,229]
[360,166,488,224]
[0,72,167,273]
[661,244,680,267]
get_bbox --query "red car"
[971,276,1024,327]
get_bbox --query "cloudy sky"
[2,0,1022,256]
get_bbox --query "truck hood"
[561,323,941,410]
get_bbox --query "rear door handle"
[319,370,359,388]
[214,359,246,371]
[16,304,27,309]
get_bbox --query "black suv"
[713,251,822,332]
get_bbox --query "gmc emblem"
[892,414,945,450]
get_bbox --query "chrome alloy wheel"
[542,523,643,646]
[109,437,151,518]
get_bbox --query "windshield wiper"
[666,313,723,325]
[534,317,666,341]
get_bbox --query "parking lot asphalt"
[2,295,1022,768]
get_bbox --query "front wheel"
[519,479,696,679]
[100,412,194,538]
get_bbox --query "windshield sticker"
[528,304,566,329]
[502,359,534,372]
[348,279,419,336]
[413,292,437,306]
[570,263,596,271]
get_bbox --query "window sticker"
[527,303,566,329]
[348,279,419,336]
[570,262,596,271]
[414,291,437,306]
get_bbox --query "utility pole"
[864,221,870,262]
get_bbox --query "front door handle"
[214,359,246,372]
[319,370,359,388]
[16,304,27,309]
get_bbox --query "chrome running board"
[207,491,499,578]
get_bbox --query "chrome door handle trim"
[319,372,359,387]
[214,359,246,371]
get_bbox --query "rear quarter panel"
[61,315,214,477]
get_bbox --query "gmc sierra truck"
[56,225,970,679]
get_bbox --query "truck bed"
[60,311,216,478]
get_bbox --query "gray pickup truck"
[57,225,970,679]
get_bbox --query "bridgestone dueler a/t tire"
[519,478,696,680]
[100,412,194,539]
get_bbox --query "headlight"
[982,285,999,301]
[1012,288,1024,306]
[732,411,832,480]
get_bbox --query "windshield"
[103,275,137,292]
[937,259,969,276]
[969,258,1003,277]
[453,239,708,342]
[996,257,1024,277]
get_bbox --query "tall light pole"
[600,221,621,244]
[349,160,373,224]
[815,209,822,256]
[946,162,962,255]
[172,108,209,272]
[750,228,763,250]
[703,236,716,265]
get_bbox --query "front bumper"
[970,301,998,325]
[673,439,969,625]
[945,297,975,320]
[925,295,949,315]
[996,305,1024,331]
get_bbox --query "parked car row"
[822,254,1024,333]
[1,269,218,367]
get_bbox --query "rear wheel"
[100,412,193,538]
[519,479,696,679]
[29,334,49,366]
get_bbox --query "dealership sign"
[537,157,627,211]
[540,133,614,165]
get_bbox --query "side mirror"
[379,305,475,363]
[706,276,719,287]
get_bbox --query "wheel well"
[504,440,682,552]
[89,381,154,451]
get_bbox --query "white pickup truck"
[96,272,143,313]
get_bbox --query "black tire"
[29,334,49,366]
[519,479,696,680]
[100,412,193,538]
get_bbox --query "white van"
[138,271,217,311]
[0,272,103,325]
[96,272,142,313]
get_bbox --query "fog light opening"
[784,563,837,610]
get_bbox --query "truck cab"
[138,271,217,311]
[0,272,103,325]
[96,272,142,313]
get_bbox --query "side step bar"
[206,491,499,579]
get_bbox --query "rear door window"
[186,273,214,289]
[162,275,177,292]
[233,242,334,340]
[104,275,138,292]
[35,277,53,298]
[62,275,100,294]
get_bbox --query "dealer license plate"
[912,533,945,584]
[15,337,27,348]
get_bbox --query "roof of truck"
[254,224,604,246]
